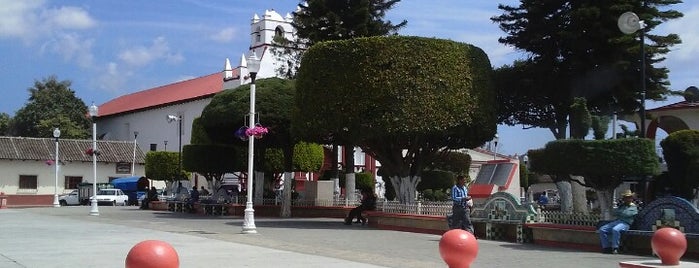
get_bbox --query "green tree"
[145,151,182,183]
[294,36,496,203]
[569,97,591,139]
[528,138,659,219]
[590,115,611,140]
[182,144,239,191]
[292,142,324,172]
[0,113,10,135]
[492,1,682,139]
[660,130,699,200]
[10,76,91,138]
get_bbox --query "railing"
[377,200,452,216]
[538,210,601,227]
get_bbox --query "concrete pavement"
[0,206,683,267]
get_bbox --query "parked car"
[58,190,80,206]
[90,188,129,206]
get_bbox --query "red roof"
[97,72,225,117]
[647,101,699,113]
[468,184,496,199]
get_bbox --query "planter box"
[526,223,599,252]
[149,201,168,211]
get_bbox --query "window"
[275,27,284,39]
[19,175,37,190]
[150,143,157,151]
[64,176,83,189]
[255,26,261,42]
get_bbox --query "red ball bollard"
[651,227,687,265]
[439,229,478,268]
[125,240,179,268]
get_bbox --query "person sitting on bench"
[345,188,377,225]
[598,190,638,254]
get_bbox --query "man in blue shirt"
[598,190,638,254]
[451,175,474,233]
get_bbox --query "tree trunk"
[280,172,292,218]
[555,180,573,213]
[389,175,420,204]
[596,189,614,220]
[570,175,588,214]
[345,172,356,202]
[254,171,264,205]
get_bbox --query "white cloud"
[210,27,237,42]
[41,6,96,30]
[96,62,130,94]
[118,37,184,67]
[664,5,699,62]
[41,33,95,68]
[0,0,95,41]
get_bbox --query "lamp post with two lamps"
[52,128,61,208]
[242,51,261,234]
[88,103,100,216]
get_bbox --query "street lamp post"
[493,134,499,160]
[52,128,61,208]
[131,131,139,176]
[618,10,646,138]
[164,140,168,151]
[166,115,182,178]
[88,103,100,216]
[242,51,261,234]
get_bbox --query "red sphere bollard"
[651,227,687,265]
[125,240,179,268]
[439,229,478,268]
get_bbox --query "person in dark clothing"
[186,186,200,213]
[140,186,159,209]
[345,189,377,225]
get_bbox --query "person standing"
[598,190,638,254]
[451,175,474,233]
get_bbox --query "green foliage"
[292,0,407,47]
[0,113,10,135]
[294,36,496,180]
[519,163,530,190]
[418,170,454,191]
[569,97,591,139]
[492,1,683,139]
[10,76,90,138]
[190,117,212,144]
[590,115,611,140]
[420,189,450,201]
[528,138,659,190]
[199,78,295,155]
[429,151,472,175]
[355,172,374,192]
[182,144,239,182]
[145,151,181,182]
[292,141,324,172]
[264,148,285,174]
[660,130,699,200]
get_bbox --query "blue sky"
[1,0,697,156]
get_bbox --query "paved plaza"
[0,206,683,267]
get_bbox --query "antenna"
[618,12,642,34]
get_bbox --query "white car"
[90,188,129,206]
[58,190,80,206]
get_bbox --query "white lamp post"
[52,127,61,208]
[493,134,499,160]
[89,102,100,216]
[242,51,260,234]
[131,131,139,176]
[166,115,182,178]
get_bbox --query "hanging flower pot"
[235,126,249,141]
[85,148,100,156]
[245,124,268,138]
[45,159,54,166]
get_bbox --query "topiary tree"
[294,36,496,203]
[145,151,186,192]
[660,130,699,200]
[529,138,659,219]
[182,144,239,192]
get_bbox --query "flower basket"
[245,125,268,138]
[45,159,54,166]
[85,148,100,156]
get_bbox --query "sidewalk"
[0,207,680,267]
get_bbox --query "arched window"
[255,26,261,42]
[275,27,284,39]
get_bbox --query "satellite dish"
[618,11,641,34]
[684,86,699,103]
